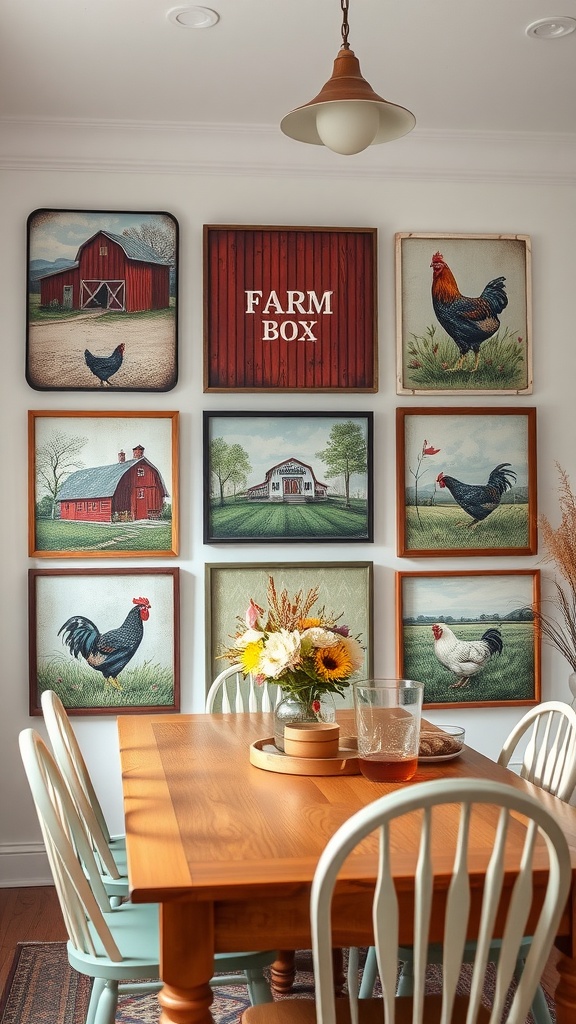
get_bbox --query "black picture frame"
[203,411,373,543]
[26,208,178,392]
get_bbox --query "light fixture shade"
[280,47,416,152]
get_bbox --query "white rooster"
[432,623,503,689]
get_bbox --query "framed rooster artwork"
[396,407,537,558]
[395,232,532,396]
[28,567,180,715]
[396,569,541,709]
[26,208,178,392]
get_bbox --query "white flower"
[340,635,365,671]
[235,627,265,649]
[301,627,339,649]
[259,629,302,678]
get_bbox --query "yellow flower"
[298,616,323,630]
[313,642,353,681]
[239,640,264,674]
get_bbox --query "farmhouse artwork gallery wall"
[25,214,542,716]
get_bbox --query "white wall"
[2,121,575,885]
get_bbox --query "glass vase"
[274,692,336,752]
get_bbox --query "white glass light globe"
[315,101,380,155]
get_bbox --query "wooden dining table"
[117,710,576,1024]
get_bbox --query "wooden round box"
[283,722,340,759]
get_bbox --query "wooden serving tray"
[250,737,360,776]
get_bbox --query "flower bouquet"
[220,576,364,739]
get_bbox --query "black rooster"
[84,342,125,386]
[431,252,508,371]
[58,596,151,690]
[436,463,517,527]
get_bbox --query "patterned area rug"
[0,942,556,1024]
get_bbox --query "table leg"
[270,950,296,994]
[554,953,576,1024]
[158,901,215,1024]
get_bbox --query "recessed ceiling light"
[167,6,219,29]
[526,17,576,40]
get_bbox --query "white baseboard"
[0,842,52,887]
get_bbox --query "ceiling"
[1,0,575,138]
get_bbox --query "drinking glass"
[353,678,424,782]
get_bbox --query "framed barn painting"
[26,209,178,392]
[29,567,180,715]
[203,225,377,392]
[395,232,532,396]
[396,407,537,557]
[28,410,179,557]
[205,561,374,696]
[396,569,541,709]
[203,411,373,543]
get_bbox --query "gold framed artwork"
[396,407,537,558]
[28,410,179,557]
[396,568,541,709]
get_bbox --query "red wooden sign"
[203,225,377,392]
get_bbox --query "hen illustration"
[58,596,151,690]
[84,342,125,386]
[430,252,508,371]
[436,463,516,527]
[432,622,503,689]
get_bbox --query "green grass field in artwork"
[208,497,369,540]
[35,656,175,710]
[402,621,535,706]
[405,503,529,551]
[34,519,173,552]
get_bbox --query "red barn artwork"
[38,231,171,312]
[57,445,169,523]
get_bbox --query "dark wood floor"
[0,885,561,1005]
[0,886,67,993]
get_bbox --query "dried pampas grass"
[537,464,576,672]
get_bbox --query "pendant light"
[280,0,416,156]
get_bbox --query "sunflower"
[313,642,353,681]
[298,616,323,630]
[239,640,264,675]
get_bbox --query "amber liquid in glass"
[358,755,418,783]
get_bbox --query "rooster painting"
[432,622,503,689]
[436,463,517,528]
[430,252,508,372]
[84,342,125,386]
[58,596,151,690]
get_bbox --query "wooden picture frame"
[203,225,377,392]
[26,208,178,392]
[203,411,373,543]
[28,410,179,557]
[395,232,532,396]
[29,567,180,715]
[396,407,537,557]
[205,561,374,695]
[396,569,541,709]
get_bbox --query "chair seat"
[243,995,491,1024]
[68,901,160,980]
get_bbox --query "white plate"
[419,749,463,763]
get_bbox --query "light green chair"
[359,701,576,1024]
[20,727,275,1022]
[242,777,571,1024]
[41,689,128,903]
